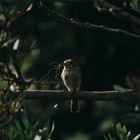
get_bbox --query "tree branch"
[46,8,140,39]
[22,89,137,100]
[95,0,140,28]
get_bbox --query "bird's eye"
[69,61,73,65]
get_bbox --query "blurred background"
[1,0,140,140]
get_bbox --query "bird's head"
[60,59,78,69]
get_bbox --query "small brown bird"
[60,59,81,113]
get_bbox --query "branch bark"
[22,89,137,100]
[46,8,140,39]
[95,0,140,28]
[56,0,140,29]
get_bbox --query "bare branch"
[95,0,140,28]
[20,89,137,100]
[46,8,140,39]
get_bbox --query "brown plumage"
[61,59,81,113]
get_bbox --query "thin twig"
[45,8,140,39]
[95,0,140,28]
[32,64,60,84]
[55,0,140,28]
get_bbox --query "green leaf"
[104,134,113,140]
[14,119,23,132]
[116,123,127,139]
[14,119,25,139]
[9,124,19,140]
[131,0,140,13]
[21,110,31,130]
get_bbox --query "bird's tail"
[70,100,80,113]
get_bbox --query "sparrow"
[60,59,81,113]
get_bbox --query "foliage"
[0,0,33,18]
[9,110,49,140]
[104,123,140,140]
[0,29,38,128]
[0,108,54,140]
[0,0,140,140]
[131,0,140,13]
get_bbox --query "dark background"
[6,0,140,139]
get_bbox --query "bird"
[60,59,81,113]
